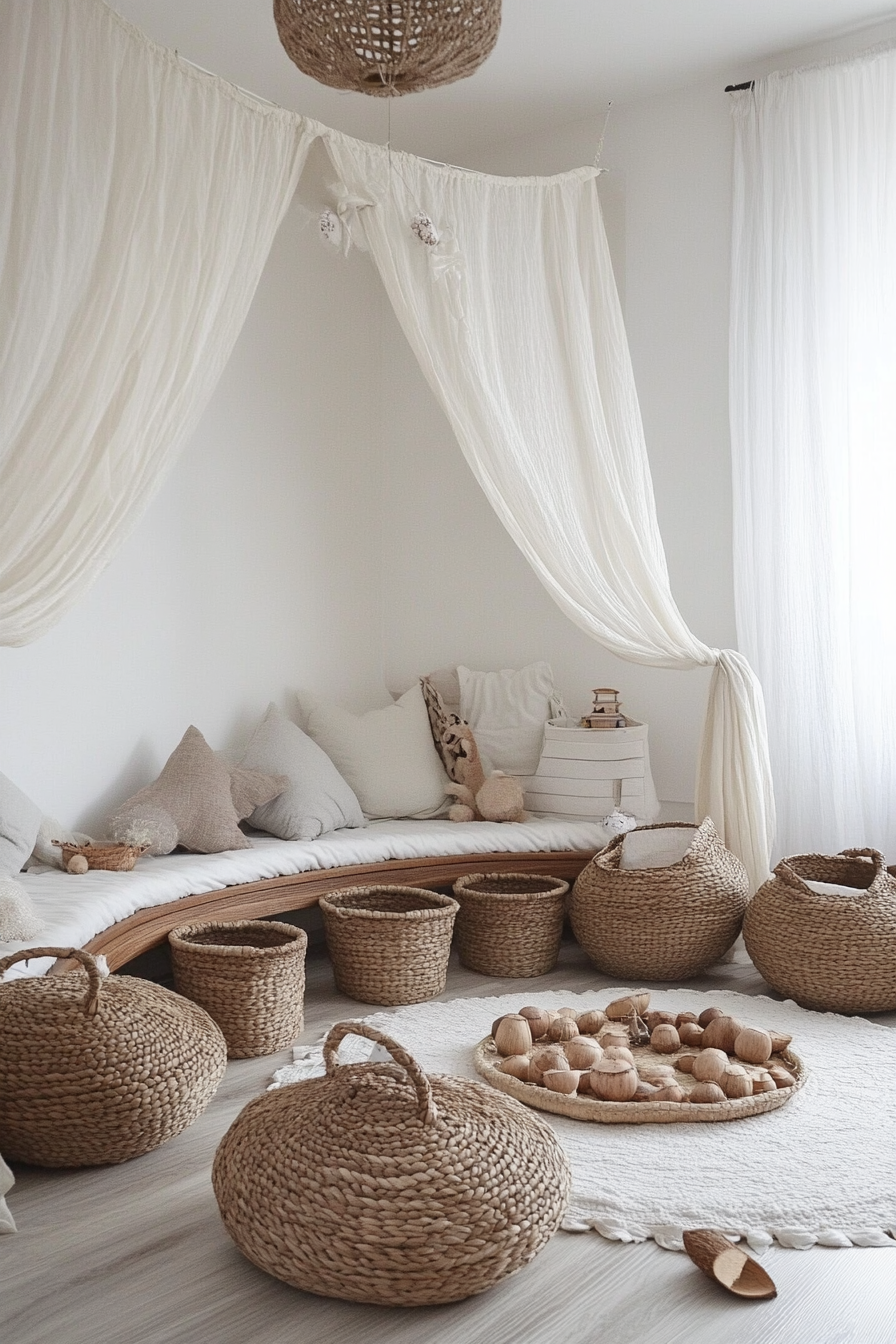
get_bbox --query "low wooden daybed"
[60,847,596,974]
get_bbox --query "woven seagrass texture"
[169,920,307,1059]
[452,872,569,976]
[0,947,226,1167]
[570,819,749,981]
[319,885,458,1005]
[57,841,147,871]
[212,1020,570,1305]
[273,0,502,97]
[743,848,896,1013]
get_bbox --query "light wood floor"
[3,935,894,1344]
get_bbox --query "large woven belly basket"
[0,947,227,1167]
[212,1021,571,1306]
[570,819,749,980]
[743,847,896,1013]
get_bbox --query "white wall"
[0,198,390,833]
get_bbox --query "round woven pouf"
[319,885,458,1005]
[212,1021,570,1306]
[570,819,748,981]
[744,848,896,1013]
[0,947,227,1167]
[169,919,307,1058]
[452,872,569,976]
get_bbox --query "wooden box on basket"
[521,718,660,822]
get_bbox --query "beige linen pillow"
[300,685,451,820]
[110,726,283,855]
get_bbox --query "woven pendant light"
[273,1,502,97]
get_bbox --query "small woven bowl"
[57,842,149,872]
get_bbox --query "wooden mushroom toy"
[682,1229,777,1299]
[493,1014,533,1057]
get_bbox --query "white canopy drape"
[0,1,774,884]
[0,0,313,644]
[320,129,775,888]
[730,47,896,858]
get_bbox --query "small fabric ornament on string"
[411,212,440,247]
[319,209,342,248]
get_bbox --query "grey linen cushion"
[111,726,284,855]
[0,773,43,877]
[240,703,364,841]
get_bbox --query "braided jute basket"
[319,885,458,1005]
[453,872,569,977]
[169,920,307,1059]
[744,848,896,1013]
[571,819,749,980]
[212,1021,570,1306]
[0,947,226,1167]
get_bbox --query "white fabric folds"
[730,47,896,859]
[0,0,313,644]
[319,130,775,887]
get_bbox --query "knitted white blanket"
[271,987,896,1253]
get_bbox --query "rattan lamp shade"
[273,0,502,97]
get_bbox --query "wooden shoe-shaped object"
[683,1229,777,1300]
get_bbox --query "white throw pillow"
[620,825,696,870]
[240,703,364,841]
[0,773,43,877]
[458,662,557,777]
[300,685,451,820]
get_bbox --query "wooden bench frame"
[53,848,597,974]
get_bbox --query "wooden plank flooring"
[2,936,894,1344]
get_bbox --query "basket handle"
[0,947,105,1015]
[323,1021,437,1125]
[774,848,888,897]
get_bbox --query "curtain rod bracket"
[725,80,755,93]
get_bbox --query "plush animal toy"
[443,723,526,824]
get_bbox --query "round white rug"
[271,986,896,1253]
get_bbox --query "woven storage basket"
[319,885,458,1005]
[212,1020,570,1306]
[169,920,307,1059]
[0,947,226,1167]
[58,841,148,871]
[570,818,749,980]
[743,847,896,1013]
[452,872,569,976]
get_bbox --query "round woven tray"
[474,1037,806,1124]
[452,872,569,977]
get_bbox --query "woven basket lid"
[273,0,502,97]
[212,1020,571,1305]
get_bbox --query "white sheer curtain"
[0,0,313,645]
[731,47,896,859]
[320,128,775,888]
